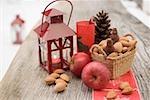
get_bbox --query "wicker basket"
[90,34,136,79]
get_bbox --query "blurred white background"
[0,0,150,81]
[0,0,56,80]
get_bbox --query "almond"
[49,73,60,79]
[93,51,99,55]
[128,40,137,51]
[93,47,99,53]
[60,74,70,82]
[54,69,65,74]
[55,78,67,86]
[122,86,133,95]
[54,82,66,93]
[99,40,107,49]
[119,53,123,56]
[122,47,128,53]
[93,47,102,55]
[106,90,117,99]
[99,40,107,46]
[108,52,118,57]
[119,82,130,90]
[120,40,130,47]
[114,42,123,53]
[119,37,129,42]
[44,76,56,85]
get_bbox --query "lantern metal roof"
[42,8,64,17]
[34,21,75,41]
[11,15,25,26]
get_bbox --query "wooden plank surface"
[0,0,150,100]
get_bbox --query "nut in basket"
[90,33,137,79]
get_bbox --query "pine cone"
[94,10,112,44]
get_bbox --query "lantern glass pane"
[11,24,23,43]
[51,51,60,59]
[45,17,50,23]
[40,38,47,66]
[63,48,71,62]
[51,40,59,50]
[62,37,71,62]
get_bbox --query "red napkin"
[93,70,142,100]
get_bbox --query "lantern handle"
[41,0,73,32]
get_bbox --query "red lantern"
[34,0,76,73]
[11,15,25,44]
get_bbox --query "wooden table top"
[0,0,150,100]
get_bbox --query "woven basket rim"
[91,49,136,61]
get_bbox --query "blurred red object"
[76,20,95,52]
[11,15,25,44]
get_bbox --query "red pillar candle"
[76,21,95,52]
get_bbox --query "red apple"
[82,61,111,90]
[70,52,91,77]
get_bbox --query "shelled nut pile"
[90,33,137,59]
[44,69,70,93]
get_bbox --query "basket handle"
[90,44,107,56]
[41,0,73,32]
[123,33,135,40]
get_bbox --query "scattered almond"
[49,73,60,79]
[60,74,70,82]
[122,86,133,95]
[54,69,65,74]
[106,90,117,100]
[44,76,56,85]
[119,82,130,90]
[54,82,66,93]
[55,78,67,86]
